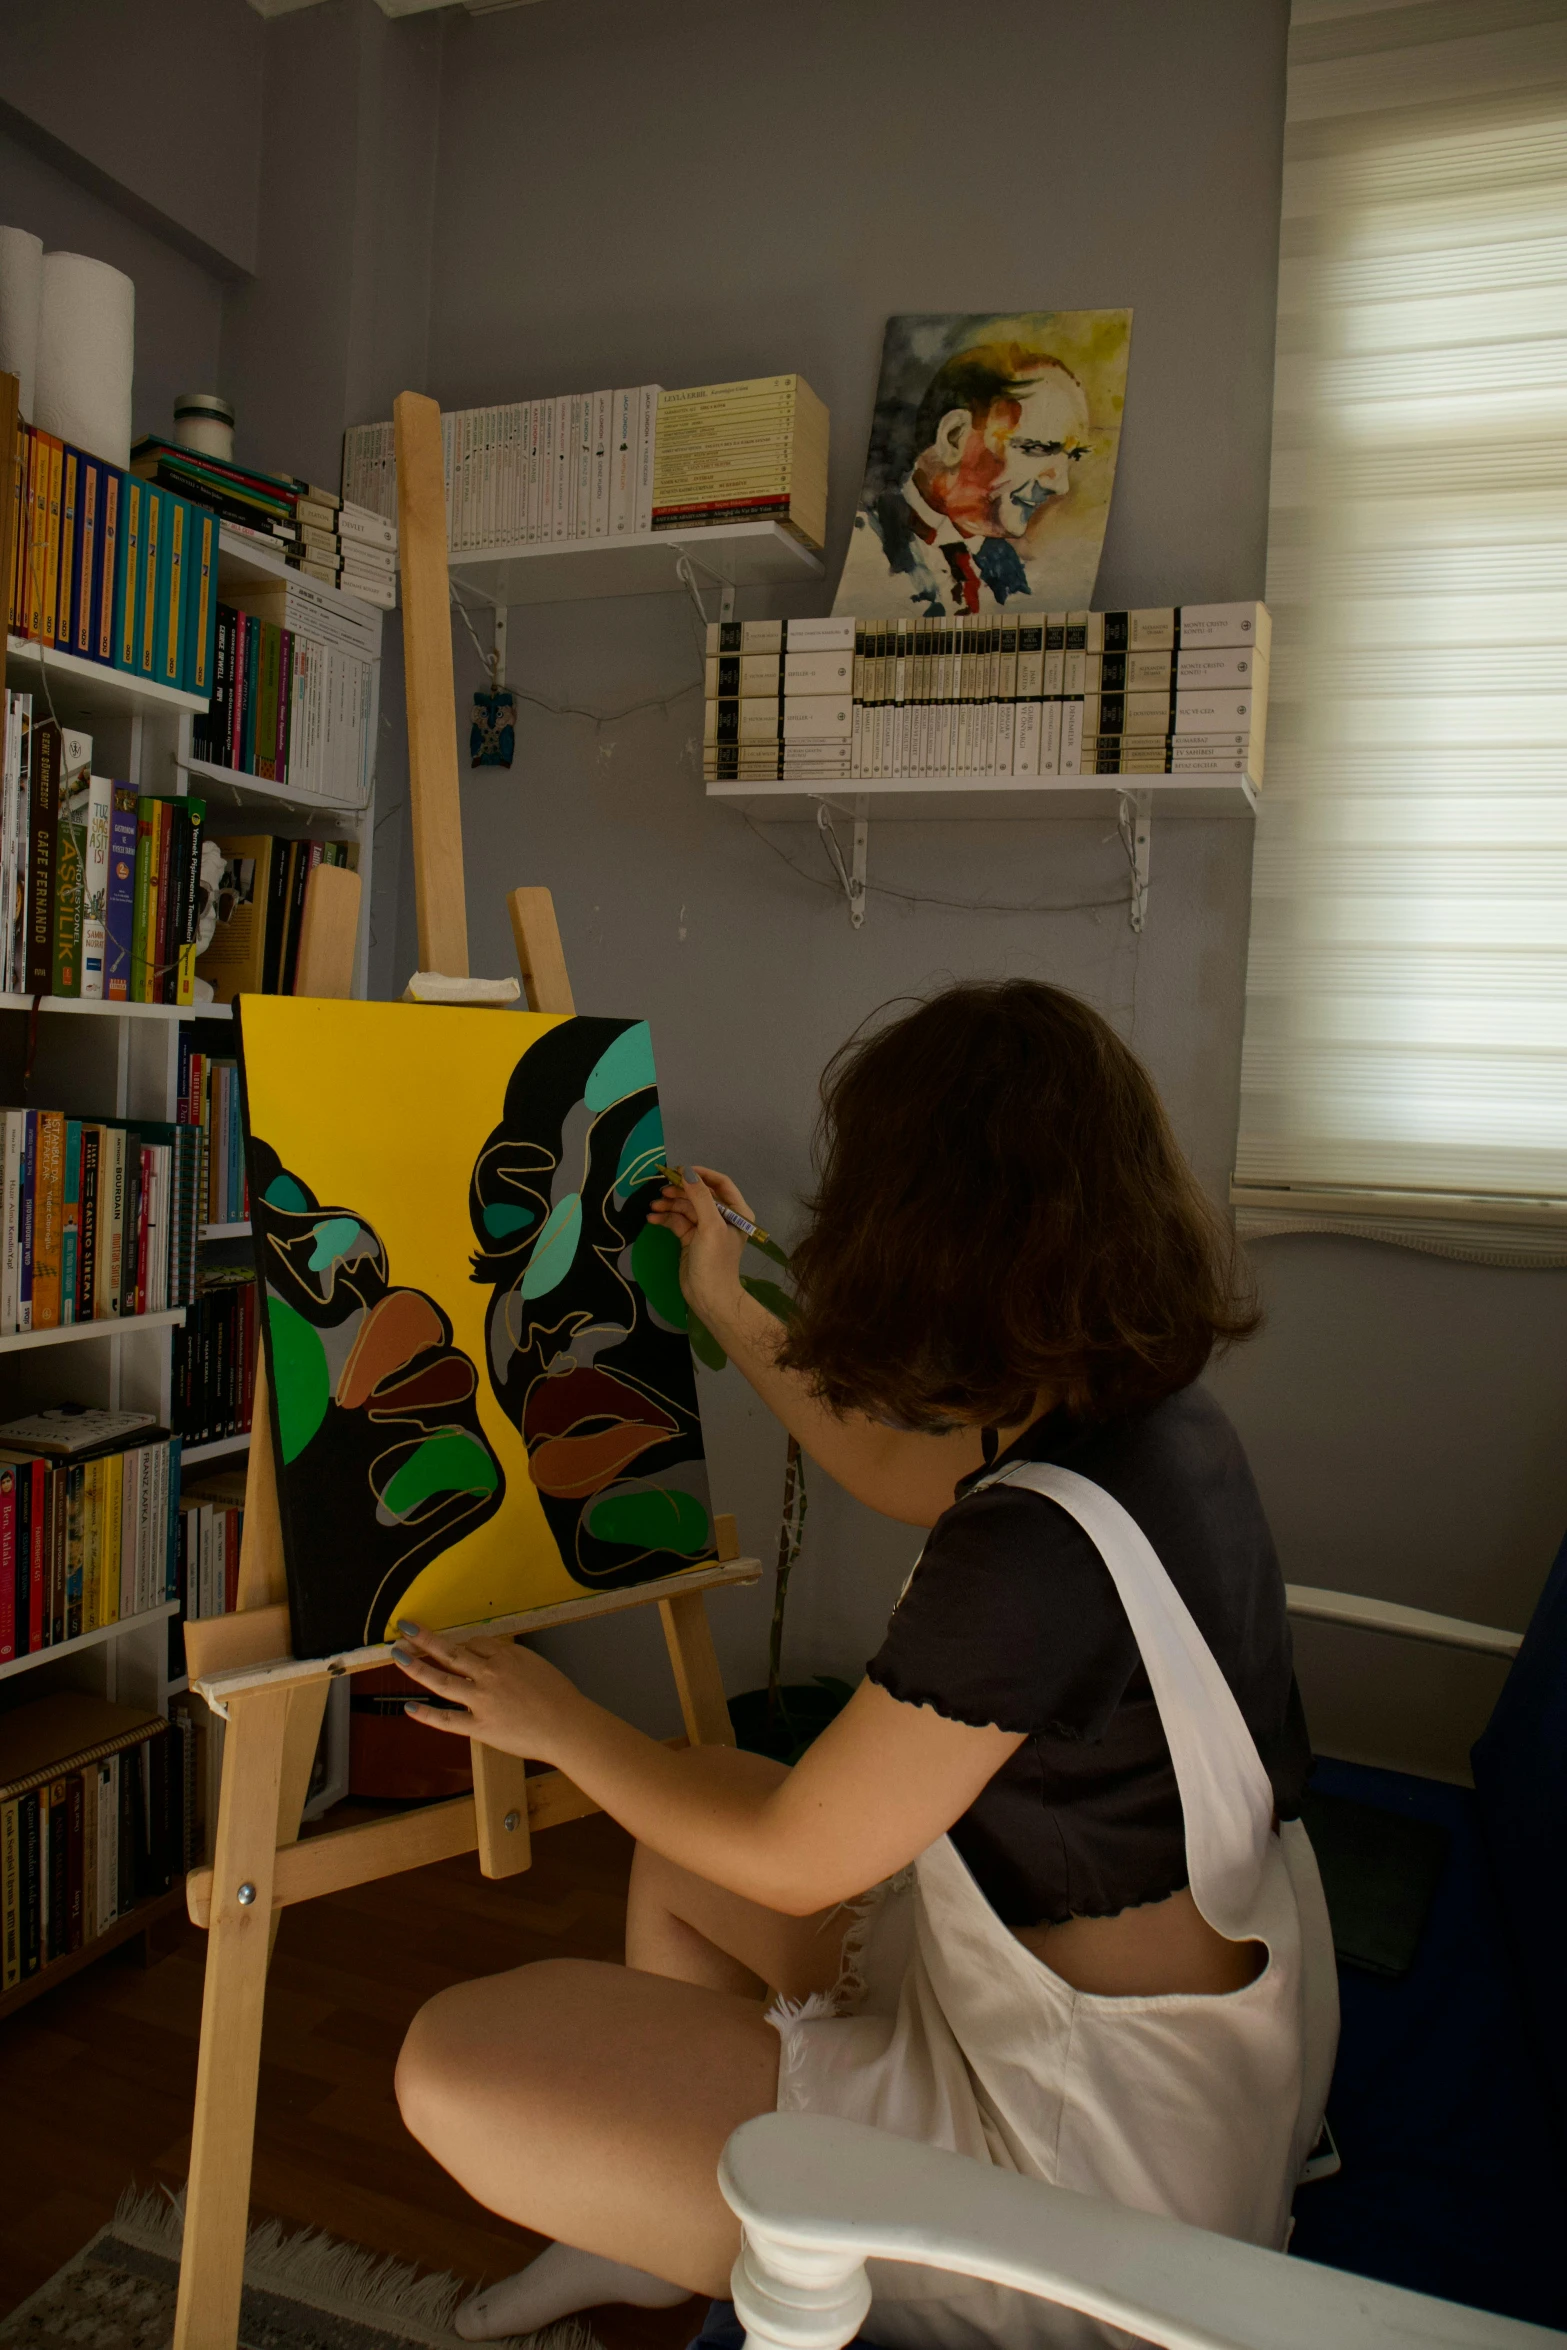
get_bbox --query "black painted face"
[467,1017,712,1589]
[252,1138,504,1654]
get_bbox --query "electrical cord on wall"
[446,584,1138,925]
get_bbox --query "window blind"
[1233,0,1567,1264]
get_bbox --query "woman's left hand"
[392,1621,585,1763]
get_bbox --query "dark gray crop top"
[865,1384,1311,1927]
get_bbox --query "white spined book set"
[702,603,1269,785]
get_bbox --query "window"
[1233,0,1567,1264]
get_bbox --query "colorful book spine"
[60,1121,81,1325]
[31,1111,63,1330]
[51,816,84,998]
[185,505,219,698]
[139,483,164,680]
[114,475,142,675]
[105,789,138,1002]
[95,468,119,665]
[131,800,155,1003]
[79,774,111,1001]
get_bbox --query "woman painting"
[391,980,1337,2349]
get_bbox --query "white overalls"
[770,1461,1340,2350]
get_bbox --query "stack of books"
[2,716,210,1004]
[653,375,827,547]
[193,833,359,1008]
[0,1105,201,1334]
[0,1693,186,1984]
[343,372,829,553]
[0,1410,183,1657]
[130,438,388,612]
[702,619,854,783]
[190,572,380,803]
[177,1467,246,1625]
[700,603,1269,784]
[336,502,397,609]
[8,422,220,698]
[170,1270,256,1451]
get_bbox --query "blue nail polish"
[396,1619,420,1635]
[392,1641,414,1660]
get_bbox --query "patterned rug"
[0,2188,604,2350]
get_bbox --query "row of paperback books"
[131,436,395,610]
[0,1420,182,1659]
[171,1275,257,1450]
[701,604,1270,783]
[195,834,360,1007]
[7,420,220,699]
[0,1693,189,1986]
[178,1042,251,1227]
[178,1468,246,1626]
[344,386,660,551]
[1,1108,200,1336]
[2,711,207,1002]
[342,373,828,552]
[188,595,378,804]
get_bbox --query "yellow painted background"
[240,995,602,1638]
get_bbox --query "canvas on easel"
[236,995,717,1659]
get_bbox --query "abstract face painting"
[237,998,714,1663]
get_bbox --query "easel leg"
[172,1683,293,2350]
[660,1592,736,1748]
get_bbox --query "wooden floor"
[0,1808,706,2350]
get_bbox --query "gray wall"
[8,0,1562,1775]
[424,0,1567,1774]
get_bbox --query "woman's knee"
[395,1959,587,2144]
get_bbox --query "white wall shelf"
[177,752,368,821]
[0,1601,179,1685]
[708,774,1258,823]
[5,635,206,724]
[0,1308,185,1355]
[450,519,823,609]
[0,991,193,1021]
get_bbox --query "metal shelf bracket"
[815,797,868,929]
[1119,790,1152,934]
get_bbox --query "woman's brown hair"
[778,980,1258,1430]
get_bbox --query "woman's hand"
[392,1621,585,1764]
[645,1162,749,1332]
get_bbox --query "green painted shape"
[688,1312,727,1372]
[587,1486,711,1556]
[484,1201,535,1239]
[584,1021,655,1112]
[520,1192,582,1299]
[308,1215,362,1273]
[382,1430,500,1519]
[631,1220,686,1329]
[265,1173,310,1212]
[267,1295,330,1463]
[614,1104,666,1201]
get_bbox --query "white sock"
[454,2244,689,2340]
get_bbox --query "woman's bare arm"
[647,1165,983,1529]
[395,1626,1020,1915]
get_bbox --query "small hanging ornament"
[470,684,515,769]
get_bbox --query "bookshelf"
[1,526,382,1978]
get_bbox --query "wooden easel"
[170,391,760,2349]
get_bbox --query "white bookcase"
[0,529,381,1742]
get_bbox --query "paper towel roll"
[0,228,43,418]
[34,251,134,469]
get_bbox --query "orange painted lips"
[524,1365,676,1499]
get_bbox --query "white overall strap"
[981,1459,1275,1940]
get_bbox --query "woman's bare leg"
[397,1954,778,2296]
[398,1744,864,2317]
